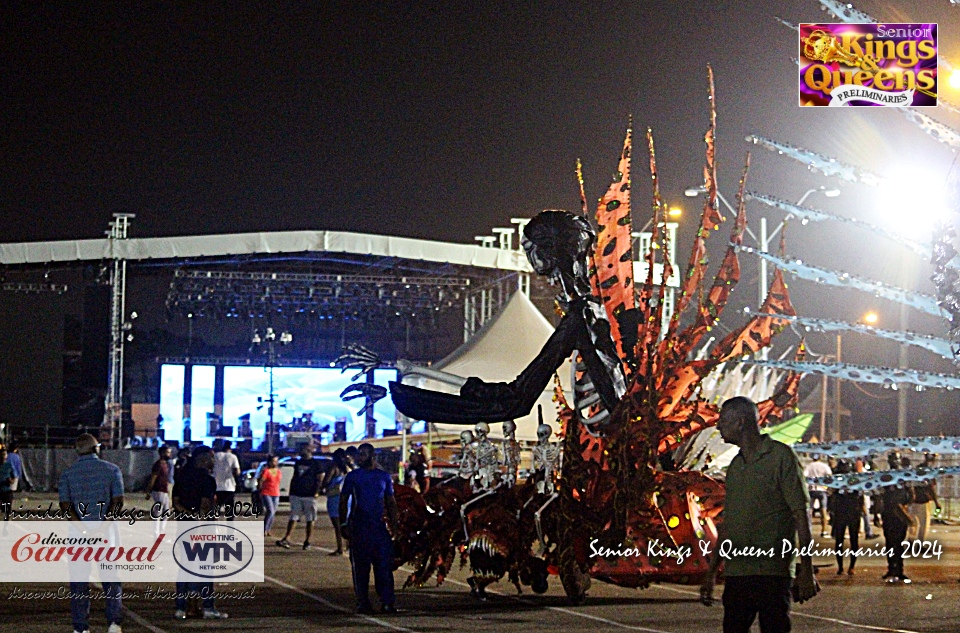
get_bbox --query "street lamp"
[685,185,840,306]
[251,327,293,454]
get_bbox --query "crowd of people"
[3,403,954,630]
[802,450,940,583]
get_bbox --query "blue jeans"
[70,582,122,631]
[262,495,279,532]
[175,581,214,610]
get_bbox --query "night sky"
[2,0,959,435]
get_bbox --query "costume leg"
[535,493,559,550]
[350,537,374,610]
[755,576,792,633]
[721,576,759,633]
[460,487,499,541]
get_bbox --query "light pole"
[252,327,292,454]
[684,186,839,306]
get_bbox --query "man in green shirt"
[700,396,819,632]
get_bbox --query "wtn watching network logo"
[173,524,256,579]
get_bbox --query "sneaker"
[173,611,186,620]
[107,624,122,633]
[302,542,311,551]
[202,609,229,619]
[276,539,291,549]
[901,576,912,584]
[865,533,879,540]
[328,549,343,556]
[357,605,375,615]
[382,605,399,614]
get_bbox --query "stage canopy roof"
[0,229,532,271]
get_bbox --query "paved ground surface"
[3,494,960,632]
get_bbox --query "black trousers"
[883,519,908,577]
[0,490,11,520]
[216,491,236,521]
[722,575,792,633]
[834,520,860,571]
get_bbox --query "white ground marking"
[649,584,924,633]
[316,543,678,632]
[263,573,423,633]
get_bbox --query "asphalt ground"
[3,494,960,632]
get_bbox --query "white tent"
[403,291,572,442]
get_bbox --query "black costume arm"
[390,311,582,423]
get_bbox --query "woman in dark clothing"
[321,449,352,556]
[829,459,864,575]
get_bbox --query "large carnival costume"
[389,68,802,603]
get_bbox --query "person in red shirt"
[258,455,282,536]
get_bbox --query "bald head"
[76,433,100,455]
[717,396,760,447]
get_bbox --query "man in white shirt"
[803,454,832,538]
[213,440,241,521]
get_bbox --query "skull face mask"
[537,424,552,443]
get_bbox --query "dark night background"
[0,0,958,438]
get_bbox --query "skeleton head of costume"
[474,422,490,441]
[537,423,553,444]
[502,419,516,438]
[460,430,475,446]
[521,211,595,298]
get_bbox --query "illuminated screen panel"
[191,365,216,432]
[222,366,399,444]
[159,364,185,442]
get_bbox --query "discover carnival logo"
[799,23,937,107]
[173,524,255,579]
[0,521,264,583]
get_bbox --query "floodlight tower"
[253,327,292,454]
[104,213,135,448]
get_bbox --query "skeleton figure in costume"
[473,422,500,492]
[501,420,521,488]
[532,419,562,551]
[532,423,561,495]
[455,430,478,482]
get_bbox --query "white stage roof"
[0,229,533,272]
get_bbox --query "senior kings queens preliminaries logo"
[799,23,937,107]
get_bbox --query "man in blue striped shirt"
[59,434,125,633]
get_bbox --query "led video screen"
[159,364,403,446]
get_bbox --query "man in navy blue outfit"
[339,443,399,614]
[59,434,125,633]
